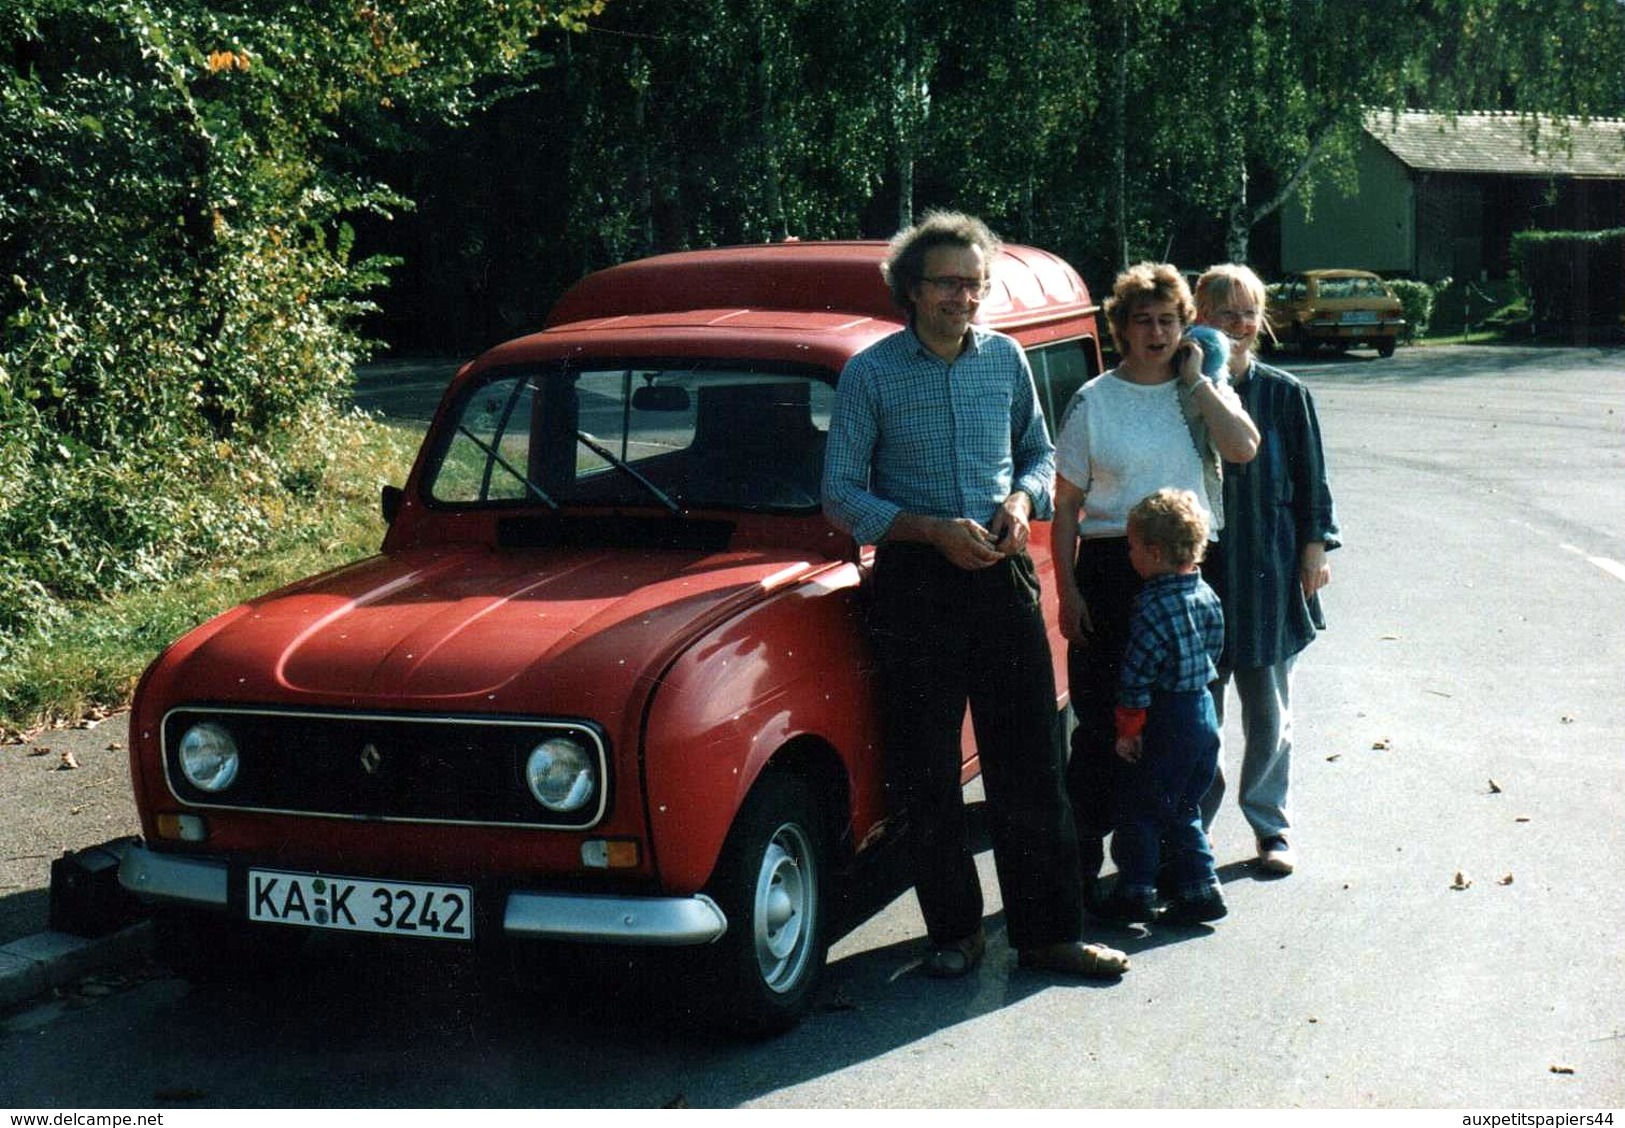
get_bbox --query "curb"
[0,921,154,1011]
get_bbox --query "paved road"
[2,345,1622,1107]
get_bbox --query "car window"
[427,364,835,511]
[1317,276,1388,300]
[1028,337,1100,438]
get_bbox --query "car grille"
[161,707,608,829]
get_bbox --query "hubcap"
[752,822,816,993]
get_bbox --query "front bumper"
[117,842,727,947]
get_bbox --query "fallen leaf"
[1426,689,1453,698]
[27,746,51,758]
[105,742,123,751]
[1308,1016,1319,1024]
[1372,738,1392,750]
[1326,753,1342,762]
[1488,779,1502,794]
[70,805,83,815]
[1515,815,1532,823]
[1497,874,1514,885]
[1560,715,1575,724]
[56,750,80,770]
[1379,634,1401,641]
[1549,1064,1575,1075]
[1450,871,1472,890]
[75,718,100,730]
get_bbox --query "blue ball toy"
[1182,324,1231,383]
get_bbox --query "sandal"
[922,925,986,979]
[1017,940,1130,978]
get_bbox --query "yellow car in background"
[1267,269,1406,357]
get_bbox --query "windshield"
[1318,276,1391,300]
[426,363,835,512]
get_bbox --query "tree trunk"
[1112,3,1128,269]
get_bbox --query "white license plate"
[1341,310,1379,324]
[248,868,473,940]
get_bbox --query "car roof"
[455,240,1100,379]
[1298,268,1384,280]
[544,240,1097,332]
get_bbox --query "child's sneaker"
[1160,886,1228,926]
[1091,886,1158,924]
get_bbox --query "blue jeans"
[1112,689,1221,898]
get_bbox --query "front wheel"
[1376,338,1397,358]
[699,771,829,1037]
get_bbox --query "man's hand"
[986,492,1032,556]
[1114,734,1142,763]
[1301,541,1331,599]
[928,518,1005,570]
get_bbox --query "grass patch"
[0,417,423,736]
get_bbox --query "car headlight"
[525,736,597,813]
[178,722,240,792]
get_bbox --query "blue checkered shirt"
[1119,572,1225,709]
[822,326,1054,545]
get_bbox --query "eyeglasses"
[1212,307,1261,325]
[922,275,991,297]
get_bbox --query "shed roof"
[1364,110,1625,179]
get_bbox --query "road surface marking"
[1561,544,1625,583]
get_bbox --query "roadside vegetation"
[0,417,421,734]
[0,418,420,736]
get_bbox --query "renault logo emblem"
[359,743,382,774]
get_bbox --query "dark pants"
[870,544,1084,950]
[1064,537,1142,844]
[1112,689,1221,896]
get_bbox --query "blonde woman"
[1193,263,1340,876]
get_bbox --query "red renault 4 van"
[119,240,1103,1035]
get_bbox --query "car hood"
[159,545,820,712]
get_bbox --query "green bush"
[1386,278,1445,343]
[1511,228,1625,330]
[0,1,598,664]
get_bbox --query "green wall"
[1282,137,1415,275]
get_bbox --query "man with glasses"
[823,211,1129,981]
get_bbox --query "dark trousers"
[870,544,1084,950]
[1113,689,1221,895]
[1064,537,1141,843]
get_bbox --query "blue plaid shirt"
[1119,572,1225,709]
[822,325,1054,545]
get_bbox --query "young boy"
[1095,488,1228,926]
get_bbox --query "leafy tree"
[0,0,600,658]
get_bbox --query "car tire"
[1377,338,1396,358]
[153,906,307,985]
[698,771,829,1038]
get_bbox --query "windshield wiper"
[576,430,682,515]
[457,426,560,510]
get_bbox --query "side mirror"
[631,385,691,412]
[381,484,403,525]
